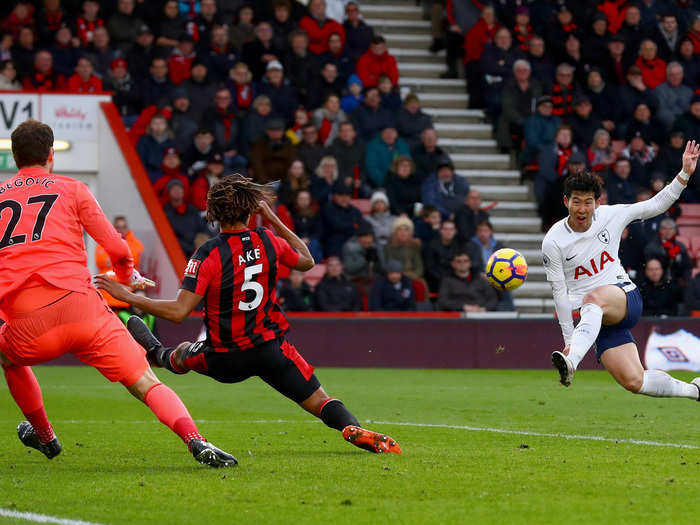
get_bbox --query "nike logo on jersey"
[573,251,615,279]
[565,254,577,261]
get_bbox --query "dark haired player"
[0,119,236,467]
[96,175,401,455]
[542,141,700,400]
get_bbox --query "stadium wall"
[153,316,700,370]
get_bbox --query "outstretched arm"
[625,140,700,222]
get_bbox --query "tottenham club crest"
[597,229,610,244]
[542,254,549,266]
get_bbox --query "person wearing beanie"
[322,179,363,257]
[341,73,364,114]
[369,259,416,312]
[162,176,209,257]
[364,190,397,250]
[383,216,424,284]
[396,93,433,148]
[152,147,190,206]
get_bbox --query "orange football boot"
[342,425,402,454]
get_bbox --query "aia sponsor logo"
[573,251,615,279]
[184,259,201,278]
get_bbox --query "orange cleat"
[342,425,402,454]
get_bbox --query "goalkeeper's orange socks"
[2,364,55,443]
[144,382,203,444]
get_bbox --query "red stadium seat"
[678,226,700,239]
[689,236,700,260]
[351,199,371,215]
[680,203,700,218]
[412,280,427,302]
[303,264,326,289]
[676,235,690,249]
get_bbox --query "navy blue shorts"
[595,282,643,360]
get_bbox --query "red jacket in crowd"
[0,3,35,39]
[635,56,667,89]
[189,171,214,211]
[299,15,345,55]
[596,0,628,34]
[75,16,105,46]
[169,53,195,85]
[463,18,500,64]
[23,70,66,92]
[153,167,190,206]
[67,73,103,93]
[355,49,399,88]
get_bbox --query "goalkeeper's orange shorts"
[0,288,148,386]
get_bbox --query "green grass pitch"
[2,366,700,524]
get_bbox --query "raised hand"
[682,139,700,175]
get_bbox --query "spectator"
[168,33,196,86]
[677,37,699,91]
[620,223,646,280]
[182,128,215,177]
[270,0,296,52]
[320,32,354,84]
[189,151,226,211]
[383,216,424,284]
[23,50,65,92]
[454,189,489,243]
[75,0,104,47]
[50,25,81,78]
[637,258,681,316]
[622,131,655,188]
[521,96,562,165]
[369,260,416,312]
[206,25,238,84]
[511,6,534,53]
[653,13,681,62]
[152,147,190,205]
[617,5,646,56]
[136,113,176,182]
[618,65,659,126]
[163,179,209,257]
[12,26,36,81]
[550,63,575,118]
[224,61,256,117]
[606,156,636,205]
[635,39,667,90]
[587,129,616,174]
[126,25,156,82]
[192,0,224,50]
[535,127,578,225]
[355,35,399,89]
[396,93,433,148]
[278,159,311,208]
[525,35,554,90]
[342,219,382,295]
[469,219,514,311]
[229,4,255,51]
[278,269,313,312]
[625,102,665,149]
[437,251,498,312]
[655,131,700,199]
[241,21,283,81]
[0,59,20,90]
[671,93,700,143]
[307,61,345,110]
[327,121,368,194]
[311,155,339,204]
[654,62,693,132]
[566,94,603,151]
[414,205,442,247]
[140,57,174,108]
[544,5,580,60]
[583,12,611,67]
[314,256,362,312]
[343,1,373,62]
[365,127,411,188]
[250,117,297,183]
[169,88,198,153]
[37,0,69,48]
[156,0,185,52]
[67,56,103,93]
[421,157,469,219]
[296,123,326,174]
[364,191,396,250]
[480,27,523,119]
[496,58,541,152]
[201,87,245,169]
[584,68,621,136]
[321,180,362,257]
[86,26,119,80]
[179,59,216,122]
[108,0,144,53]
[411,128,447,182]
[341,74,364,113]
[284,29,318,108]
[353,86,395,141]
[463,5,500,109]
[299,0,345,56]
[385,156,422,216]
[291,190,323,262]
[560,33,589,87]
[257,60,298,125]
[104,58,141,126]
[377,73,401,113]
[312,94,348,146]
[644,217,692,284]
[425,219,468,292]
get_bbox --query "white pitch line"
[367,420,700,450]
[0,508,103,525]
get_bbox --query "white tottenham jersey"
[541,178,685,309]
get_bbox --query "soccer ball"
[485,248,528,291]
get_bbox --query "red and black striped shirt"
[181,227,300,351]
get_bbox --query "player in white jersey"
[542,140,700,400]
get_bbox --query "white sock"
[638,370,698,399]
[568,303,603,369]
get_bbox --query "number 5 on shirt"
[239,264,263,311]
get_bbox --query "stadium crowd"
[4,0,700,315]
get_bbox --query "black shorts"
[179,337,321,404]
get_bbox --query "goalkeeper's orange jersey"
[0,167,133,310]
